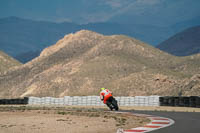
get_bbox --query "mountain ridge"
[0,30,199,98]
[0,16,178,63]
[157,26,200,56]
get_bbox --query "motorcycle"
[106,96,119,111]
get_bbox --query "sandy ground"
[1,105,198,133]
[0,106,149,133]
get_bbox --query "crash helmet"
[101,88,105,91]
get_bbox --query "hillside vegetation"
[0,30,199,98]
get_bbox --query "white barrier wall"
[28,96,160,106]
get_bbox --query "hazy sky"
[0,0,200,26]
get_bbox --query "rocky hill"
[1,17,199,63]
[0,51,21,74]
[0,30,199,98]
[0,17,173,63]
[157,26,200,56]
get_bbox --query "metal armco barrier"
[159,96,200,108]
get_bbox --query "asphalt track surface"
[125,110,200,133]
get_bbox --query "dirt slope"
[0,30,199,98]
[0,51,21,74]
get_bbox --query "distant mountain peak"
[157,26,200,56]
[40,30,103,57]
[75,29,96,34]
[40,33,74,57]
[72,30,104,38]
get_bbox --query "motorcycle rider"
[100,88,114,110]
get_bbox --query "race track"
[125,110,200,133]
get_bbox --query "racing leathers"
[100,89,113,104]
